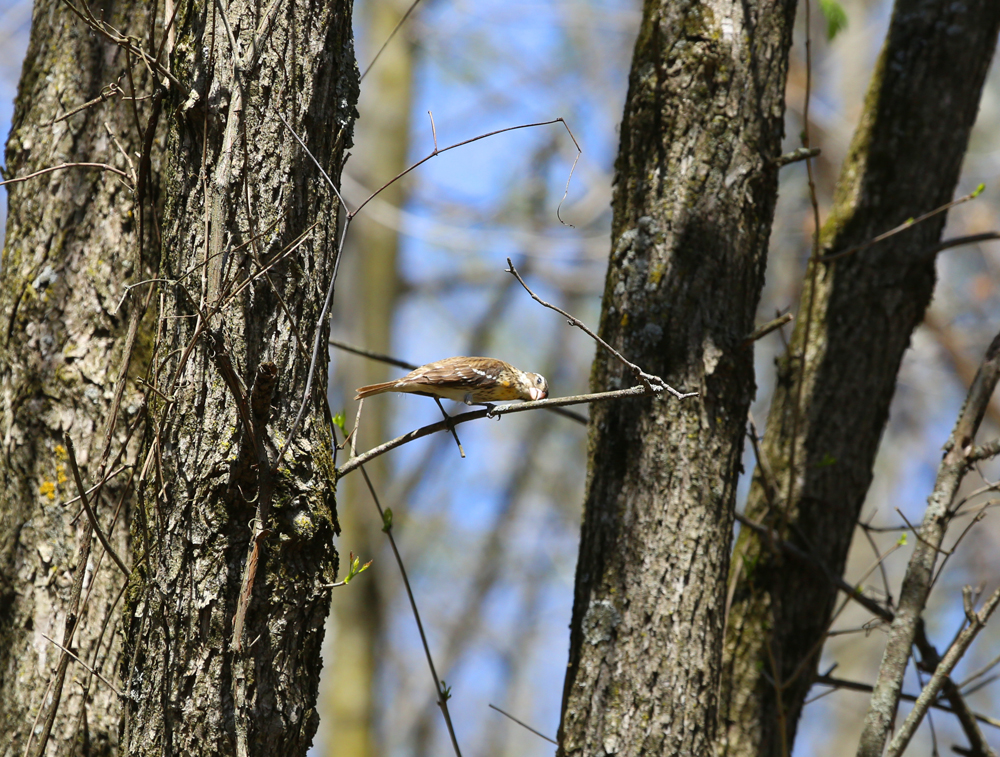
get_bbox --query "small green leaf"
[816,453,837,468]
[972,182,986,198]
[818,0,848,41]
[382,508,393,533]
[342,552,373,585]
[897,533,908,547]
[440,680,452,702]
[332,411,346,432]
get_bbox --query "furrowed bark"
[557,0,796,754]
[719,2,1000,756]
[0,0,156,752]
[118,1,357,754]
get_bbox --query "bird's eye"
[536,377,542,384]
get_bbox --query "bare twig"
[858,331,1000,757]
[337,384,681,477]
[357,465,463,757]
[505,258,690,398]
[353,119,577,218]
[771,147,821,168]
[743,312,794,347]
[822,187,986,262]
[329,338,420,370]
[814,675,1000,730]
[62,465,129,506]
[734,511,891,622]
[887,586,1000,757]
[64,434,129,577]
[488,703,558,745]
[359,0,425,81]
[913,622,996,757]
[59,0,184,90]
[0,161,131,188]
[925,232,1000,258]
[43,81,126,126]
[40,634,122,698]
[740,507,993,753]
[969,439,1000,463]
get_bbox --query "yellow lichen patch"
[56,463,68,485]
[39,481,56,500]
[54,444,68,461]
[648,262,665,287]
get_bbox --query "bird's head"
[519,371,548,401]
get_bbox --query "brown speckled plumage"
[355,356,548,405]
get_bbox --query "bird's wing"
[405,359,507,390]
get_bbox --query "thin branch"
[43,81,126,126]
[554,120,582,225]
[814,675,1000,730]
[743,312,794,347]
[276,110,350,213]
[887,585,1000,757]
[353,119,576,218]
[926,232,1000,258]
[771,147,821,168]
[0,161,131,188]
[59,0,184,90]
[858,330,1000,757]
[357,465,463,757]
[913,620,996,757]
[488,703,558,746]
[734,511,891,622]
[337,384,680,477]
[505,258,690,398]
[62,465,129,506]
[274,217,351,469]
[969,439,1000,463]
[40,635,122,698]
[329,337,418,370]
[895,506,951,556]
[64,434,130,577]
[359,0,424,81]
[822,187,986,262]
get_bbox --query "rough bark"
[0,0,156,752]
[114,1,357,755]
[557,0,796,754]
[719,2,1000,756]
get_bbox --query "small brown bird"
[355,356,548,405]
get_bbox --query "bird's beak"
[528,387,546,401]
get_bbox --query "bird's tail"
[355,380,397,400]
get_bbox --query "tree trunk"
[2,0,357,755]
[0,0,157,752]
[118,0,357,754]
[719,2,1000,755]
[557,0,796,754]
